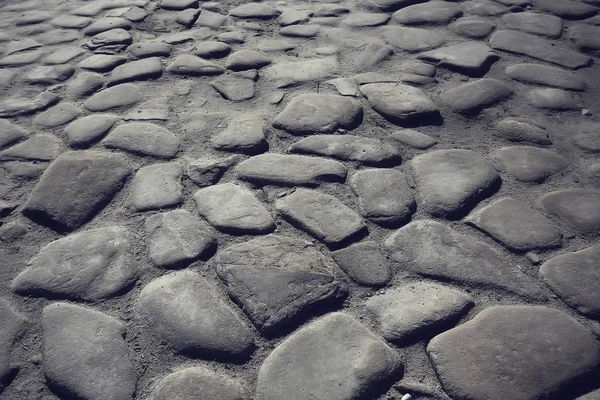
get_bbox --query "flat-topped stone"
[332,241,392,286]
[505,63,586,91]
[108,57,163,86]
[495,117,551,145]
[491,146,568,182]
[0,134,62,162]
[79,54,128,72]
[528,88,580,110]
[64,115,118,148]
[129,162,182,211]
[103,122,180,158]
[393,1,463,25]
[0,120,28,149]
[150,367,248,400]
[450,17,495,38]
[380,26,445,53]
[441,78,513,115]
[419,41,498,76]
[541,189,600,232]
[0,300,26,394]
[263,57,340,87]
[32,102,82,128]
[501,12,563,37]
[534,0,598,19]
[391,129,437,148]
[360,83,440,124]
[0,90,59,117]
[166,55,224,76]
[84,83,143,111]
[568,24,600,53]
[211,114,266,154]
[229,3,279,19]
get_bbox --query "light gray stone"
[103,122,180,158]
[130,163,182,211]
[108,57,163,86]
[84,83,143,111]
[360,83,439,124]
[0,300,26,394]
[505,63,586,91]
[541,189,600,232]
[495,117,551,145]
[441,78,513,115]
[391,129,437,149]
[32,102,82,128]
[501,12,563,37]
[263,57,340,87]
[393,1,463,24]
[528,88,580,110]
[419,42,498,76]
[64,115,118,148]
[166,55,224,76]
[491,146,568,182]
[211,114,266,153]
[332,241,392,286]
[150,367,248,400]
[0,134,62,162]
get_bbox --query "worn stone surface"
[0,300,26,394]
[501,12,563,37]
[0,120,28,149]
[211,76,255,102]
[84,83,143,111]
[32,102,82,127]
[64,114,118,148]
[263,57,340,87]
[380,26,445,53]
[361,83,440,124]
[529,88,581,110]
[211,113,266,153]
[103,122,180,158]
[419,42,498,76]
[427,306,600,400]
[491,146,568,182]
[150,367,248,400]
[0,134,62,162]
[505,63,586,91]
[495,117,552,145]
[108,57,163,86]
[391,129,437,148]
[541,189,600,232]
[568,24,600,53]
[166,55,224,76]
[393,1,463,25]
[441,78,513,115]
[130,162,182,211]
[332,240,392,286]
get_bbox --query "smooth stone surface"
[419,42,498,76]
[211,113,266,153]
[229,3,279,18]
[332,241,392,286]
[11,227,137,301]
[22,151,131,232]
[255,312,403,400]
[235,154,347,186]
[463,0,509,15]
[505,63,586,91]
[42,303,136,400]
[103,122,180,158]
[360,83,439,123]
[0,134,62,162]
[289,135,401,166]
[353,43,393,72]
[393,1,463,24]
[496,117,551,145]
[441,78,513,115]
[272,94,362,135]
[350,169,415,225]
[138,271,255,358]
[193,41,231,58]
[64,115,118,148]
[128,42,172,58]
[279,25,320,38]
[541,189,600,232]
[450,17,495,38]
[384,220,545,298]
[166,55,224,76]
[342,12,390,26]
[84,83,143,111]
[427,306,600,400]
[66,72,105,99]
[145,209,216,268]
[465,197,562,252]
[491,146,568,182]
[79,54,128,72]
[0,90,59,117]
[0,300,26,394]
[32,102,82,127]
[185,155,238,187]
[539,245,600,319]
[194,183,275,234]
[366,282,473,342]
[276,189,366,247]
[226,50,271,71]
[528,88,580,110]
[410,149,500,218]
[108,57,163,85]
[490,30,591,69]
[0,120,28,149]
[150,367,248,400]
[42,46,85,65]
[534,0,598,19]
[130,163,182,211]
[215,234,348,333]
[22,65,75,85]
[501,12,563,37]
[161,0,198,10]
[391,129,437,148]
[568,24,600,53]
[211,76,255,102]
[263,57,340,87]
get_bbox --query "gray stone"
[465,197,562,252]
[505,63,586,91]
[22,151,131,232]
[441,78,513,115]
[145,209,216,268]
[366,282,473,342]
[255,312,402,400]
[273,94,362,135]
[50,15,93,29]
[427,306,600,400]
[193,41,231,58]
[534,0,597,19]
[495,117,551,145]
[384,220,545,298]
[279,25,320,38]
[463,0,509,16]
[235,154,347,186]
[540,244,600,319]
[0,90,59,117]
[83,17,132,35]
[393,1,463,25]
[276,189,366,246]
[84,83,143,111]
[215,235,348,333]
[380,26,445,53]
[85,28,133,53]
[211,76,255,102]
[138,271,255,358]
[103,122,180,158]
[501,12,563,37]
[32,102,82,127]
[263,57,340,87]
[289,135,401,166]
[196,10,227,28]
[567,24,600,53]
[0,51,44,67]
[176,8,200,26]
[353,43,393,71]
[278,9,311,26]
[362,0,426,12]
[166,55,224,76]
[350,169,415,226]
[150,367,248,400]
[161,0,198,10]
[450,17,495,38]
[541,189,600,232]
[64,115,118,148]
[529,88,580,110]
[108,57,163,86]
[0,134,62,162]
[490,30,591,69]
[0,300,26,394]
[194,183,275,234]
[491,146,568,182]
[226,50,271,71]
[360,83,439,124]
[573,127,600,152]
[391,129,437,148]
[42,47,85,65]
[128,42,172,58]
[332,241,392,286]
[0,120,28,149]
[419,42,498,76]
[229,3,279,18]
[185,156,238,187]
[79,54,128,72]
[342,13,390,26]
[42,303,136,400]
[66,72,105,99]
[5,38,41,55]
[11,227,137,301]
[410,149,500,218]
[0,223,27,243]
[130,163,182,211]
[211,113,266,153]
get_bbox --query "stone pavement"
[0,0,600,398]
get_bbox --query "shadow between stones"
[357,362,405,400]
[441,175,502,221]
[385,110,444,128]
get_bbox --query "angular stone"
[0,134,62,162]
[568,24,600,53]
[506,63,586,91]
[216,31,245,45]
[495,117,551,145]
[229,3,279,19]
[0,90,59,117]
[276,189,366,246]
[353,43,393,71]
[176,8,201,26]
[380,26,445,53]
[529,88,580,110]
[194,183,275,234]
[534,0,598,19]
[211,76,255,102]
[361,83,439,124]
[193,41,231,58]
[441,78,513,115]
[166,55,224,76]
[84,83,143,111]
[0,120,28,149]
[391,129,437,148]
[263,57,340,87]
[411,149,500,217]
[150,367,247,400]
[85,28,133,53]
[130,163,182,211]
[427,306,600,400]
[79,54,128,72]
[491,146,568,182]
[211,113,265,153]
[5,38,41,55]
[273,93,362,135]
[185,155,238,187]
[83,17,132,35]
[138,271,255,358]
[450,17,495,38]
[490,30,591,69]
[103,122,179,158]
[12,227,137,301]
[42,303,136,400]
[64,115,118,148]
[108,57,163,86]
[332,240,392,286]
[196,9,227,28]
[541,189,600,232]
[393,1,463,25]
[366,282,473,342]
[32,102,82,127]
[289,135,400,166]
[145,209,216,268]
[342,12,390,26]
[235,153,347,186]
[383,220,545,298]
[501,12,563,37]
[466,197,562,252]
[128,42,172,58]
[66,72,105,99]
[215,235,347,333]
[0,300,26,394]
[255,312,402,400]
[419,42,498,76]
[22,151,131,232]
[226,50,271,71]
